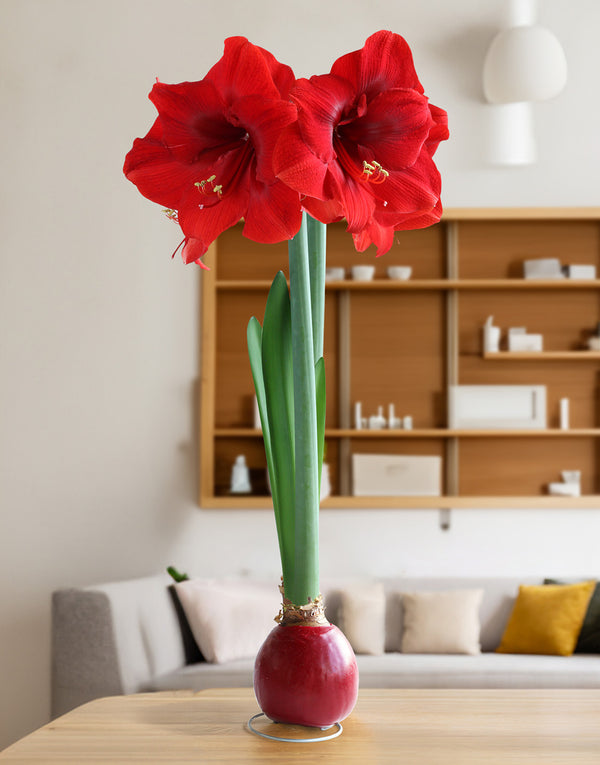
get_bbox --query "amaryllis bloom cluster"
[124,31,448,265]
[273,31,449,255]
[123,37,301,267]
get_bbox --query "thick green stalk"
[307,215,327,363]
[287,214,320,605]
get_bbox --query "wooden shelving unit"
[199,208,600,509]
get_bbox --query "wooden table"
[2,688,600,764]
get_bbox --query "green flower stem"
[307,216,327,363]
[288,213,320,605]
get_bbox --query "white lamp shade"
[483,25,567,103]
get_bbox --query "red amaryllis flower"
[123,37,302,267]
[273,30,449,255]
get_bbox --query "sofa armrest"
[51,575,187,718]
[51,589,123,718]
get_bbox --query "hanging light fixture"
[482,0,567,165]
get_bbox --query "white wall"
[1,0,600,749]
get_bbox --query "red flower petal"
[149,80,244,164]
[301,195,344,225]
[123,120,203,209]
[352,219,395,256]
[371,151,442,216]
[232,95,297,185]
[178,173,249,250]
[243,174,303,243]
[206,37,295,102]
[273,124,329,199]
[291,74,355,163]
[330,31,423,96]
[342,89,435,170]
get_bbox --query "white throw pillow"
[340,582,386,655]
[401,589,483,655]
[174,579,279,663]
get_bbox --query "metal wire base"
[247,712,343,742]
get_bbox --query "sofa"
[51,574,600,719]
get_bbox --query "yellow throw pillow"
[497,580,596,656]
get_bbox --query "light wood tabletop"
[2,687,600,764]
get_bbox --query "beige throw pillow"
[174,579,279,663]
[340,582,386,655]
[401,589,483,655]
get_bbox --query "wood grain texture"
[3,688,600,764]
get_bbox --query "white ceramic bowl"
[351,265,375,281]
[387,266,412,280]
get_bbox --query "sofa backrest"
[89,575,186,692]
[322,577,542,653]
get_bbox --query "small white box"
[352,454,441,496]
[523,258,564,279]
[508,333,543,351]
[564,264,597,280]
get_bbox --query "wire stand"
[247,712,343,742]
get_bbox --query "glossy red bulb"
[254,623,359,728]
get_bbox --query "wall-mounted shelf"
[199,207,600,509]
[484,351,600,360]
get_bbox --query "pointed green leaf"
[261,271,295,586]
[247,317,274,492]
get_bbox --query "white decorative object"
[325,267,345,281]
[563,264,596,280]
[483,316,501,353]
[523,258,564,279]
[549,468,581,497]
[508,327,543,351]
[548,481,581,497]
[368,406,386,430]
[588,337,600,351]
[559,398,569,430]
[351,265,375,281]
[561,470,581,485]
[230,455,251,494]
[387,266,412,280]
[482,1,567,166]
[387,404,402,429]
[354,401,363,430]
[352,454,441,496]
[483,25,567,105]
[448,385,547,429]
[402,416,413,430]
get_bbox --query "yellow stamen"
[362,160,389,184]
[195,175,223,198]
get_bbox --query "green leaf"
[166,566,189,583]
[260,272,296,586]
[246,317,274,493]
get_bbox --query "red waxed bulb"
[254,623,359,728]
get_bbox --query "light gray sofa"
[51,575,600,718]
